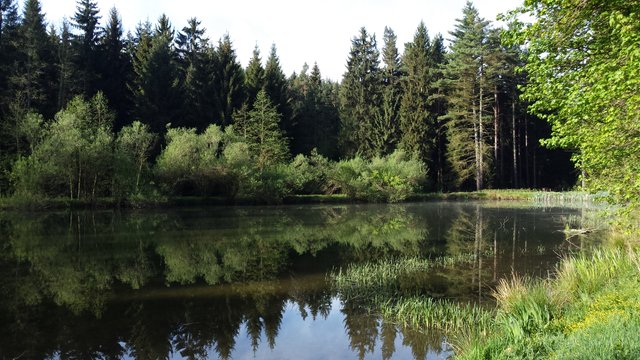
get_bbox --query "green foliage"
[457,248,640,359]
[444,2,493,190]
[505,0,640,206]
[330,149,426,202]
[287,150,332,194]
[11,93,115,200]
[114,121,155,198]
[339,27,384,158]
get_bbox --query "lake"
[0,201,598,359]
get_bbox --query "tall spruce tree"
[176,17,209,129]
[12,0,55,116]
[429,33,448,189]
[56,20,74,111]
[378,26,402,155]
[72,0,102,97]
[444,2,492,190]
[100,7,130,128]
[244,45,265,106]
[263,44,291,142]
[130,15,181,133]
[399,21,434,167]
[213,34,245,126]
[339,27,383,158]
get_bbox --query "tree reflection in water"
[0,203,589,359]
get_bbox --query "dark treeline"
[0,0,574,202]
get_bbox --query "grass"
[331,253,491,301]
[455,247,640,359]
[330,253,496,339]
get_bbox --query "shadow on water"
[0,202,601,359]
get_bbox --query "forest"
[0,0,576,205]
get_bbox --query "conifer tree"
[130,15,181,133]
[12,0,55,116]
[72,0,102,97]
[213,34,245,126]
[56,20,74,111]
[176,17,209,129]
[244,45,264,106]
[339,27,383,158]
[377,26,402,155]
[429,33,448,189]
[444,2,492,190]
[237,89,288,168]
[399,22,433,164]
[100,7,130,128]
[263,44,291,141]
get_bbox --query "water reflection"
[0,202,595,359]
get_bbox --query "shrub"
[329,149,426,202]
[287,149,332,194]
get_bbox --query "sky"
[36,0,523,81]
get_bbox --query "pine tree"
[56,20,74,111]
[130,15,181,133]
[399,22,433,165]
[429,33,448,190]
[12,0,55,116]
[176,17,209,129]
[0,0,19,110]
[213,34,245,126]
[339,27,383,158]
[444,2,492,190]
[72,0,102,97]
[263,44,291,142]
[100,7,130,128]
[244,45,265,106]
[377,26,402,155]
[238,89,288,168]
[290,62,339,157]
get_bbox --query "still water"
[0,201,597,359]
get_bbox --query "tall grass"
[380,297,493,333]
[457,247,640,359]
[331,252,491,301]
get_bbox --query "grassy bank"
[0,189,595,210]
[455,247,640,359]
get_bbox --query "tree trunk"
[494,87,499,186]
[512,101,518,188]
[478,74,484,190]
[473,109,481,191]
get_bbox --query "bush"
[287,150,333,194]
[329,149,426,202]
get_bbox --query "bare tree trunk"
[524,114,530,187]
[494,87,499,185]
[512,101,518,188]
[473,109,481,191]
[478,76,484,190]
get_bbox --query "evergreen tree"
[339,27,383,158]
[444,2,492,190]
[263,44,291,139]
[176,17,209,129]
[399,22,433,165]
[378,26,402,155]
[12,0,55,116]
[71,0,102,97]
[429,33,448,189]
[236,89,288,168]
[130,15,181,133]
[244,45,264,106]
[213,34,245,126]
[55,20,74,111]
[100,7,130,128]
[290,63,339,157]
